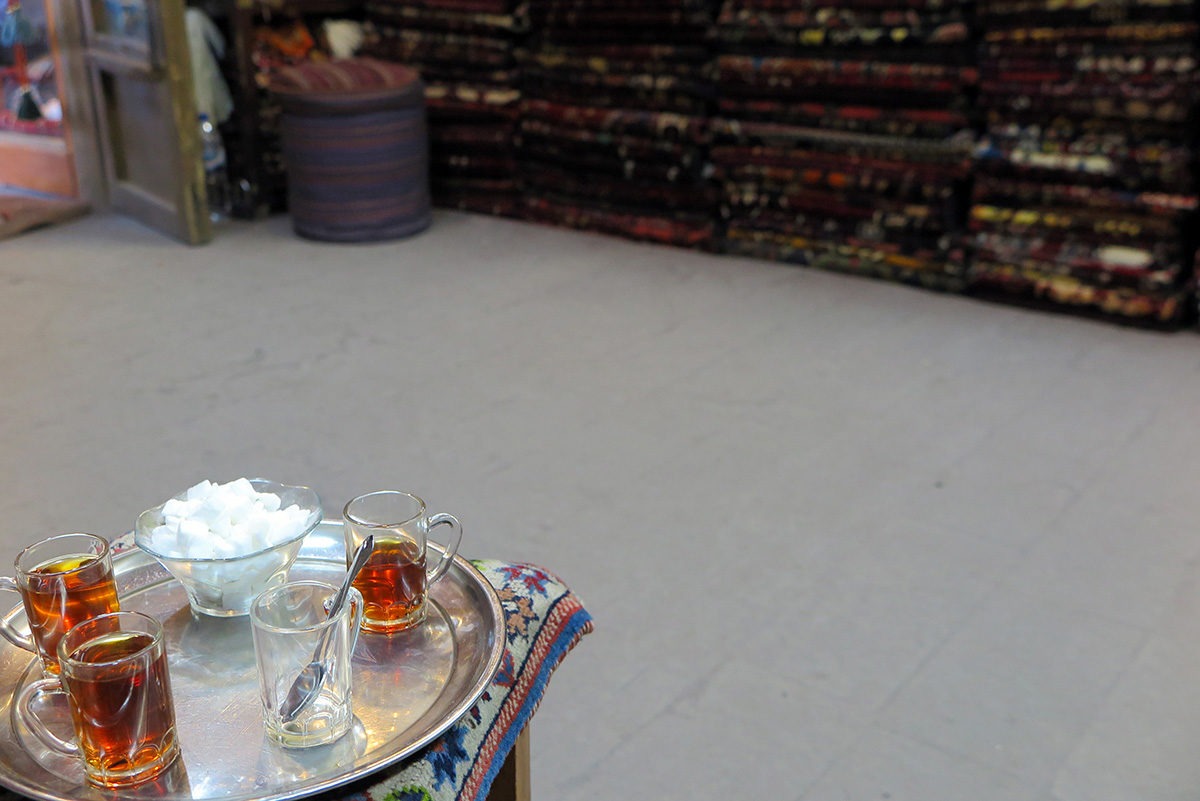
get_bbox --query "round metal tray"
[0,521,505,801]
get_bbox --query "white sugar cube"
[147,478,311,561]
[210,535,240,559]
[227,477,255,497]
[259,492,282,513]
[242,515,270,547]
[209,515,234,541]
[151,525,180,557]
[161,498,192,520]
[177,517,207,542]
[185,480,213,501]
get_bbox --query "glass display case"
[1,0,63,135]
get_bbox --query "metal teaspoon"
[278,534,374,723]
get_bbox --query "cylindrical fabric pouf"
[269,59,431,242]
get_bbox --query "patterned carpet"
[0,193,89,241]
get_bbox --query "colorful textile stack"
[970,0,1200,325]
[514,0,720,248]
[711,0,977,290]
[362,0,527,217]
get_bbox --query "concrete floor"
[4,210,1200,800]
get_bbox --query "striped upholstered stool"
[270,58,431,242]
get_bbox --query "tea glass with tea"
[342,491,463,634]
[17,611,180,788]
[0,533,121,674]
[250,580,364,748]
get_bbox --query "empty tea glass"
[250,580,363,748]
[17,611,180,788]
[342,491,463,634]
[0,533,120,674]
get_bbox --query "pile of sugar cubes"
[145,478,312,560]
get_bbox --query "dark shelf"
[196,0,365,218]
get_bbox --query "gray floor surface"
[4,210,1200,800]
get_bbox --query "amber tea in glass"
[0,533,120,673]
[343,491,462,633]
[18,611,180,788]
[354,537,427,627]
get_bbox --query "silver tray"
[0,521,505,801]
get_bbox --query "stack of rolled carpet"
[514,0,720,248]
[711,0,977,290]
[969,0,1200,325]
[362,0,528,216]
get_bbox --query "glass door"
[1,0,77,196]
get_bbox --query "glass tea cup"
[0,533,121,674]
[342,491,463,634]
[250,580,364,748]
[17,611,180,788]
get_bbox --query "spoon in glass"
[278,534,374,723]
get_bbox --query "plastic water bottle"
[199,113,231,223]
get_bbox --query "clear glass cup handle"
[0,576,35,653]
[426,514,462,584]
[16,678,80,756]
